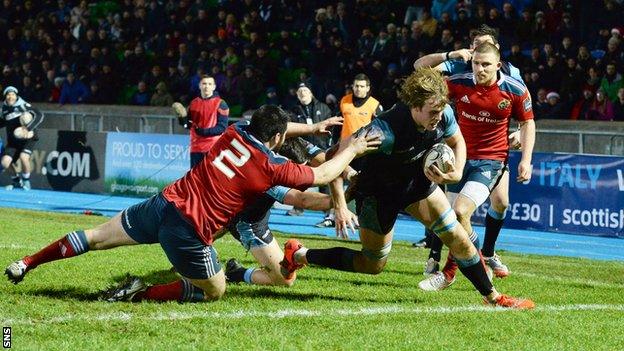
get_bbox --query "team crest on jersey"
[460,95,470,103]
[497,99,511,110]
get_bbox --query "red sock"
[23,237,77,269]
[442,253,458,280]
[137,280,184,302]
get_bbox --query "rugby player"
[414,24,526,276]
[418,43,535,291]
[280,68,535,309]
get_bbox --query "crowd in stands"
[0,0,623,121]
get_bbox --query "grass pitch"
[1,208,624,350]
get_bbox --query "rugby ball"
[423,143,455,173]
[19,111,33,125]
[13,126,34,139]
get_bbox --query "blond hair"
[398,67,448,109]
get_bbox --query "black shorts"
[3,139,35,160]
[356,179,438,235]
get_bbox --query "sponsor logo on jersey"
[479,111,491,117]
[482,170,492,179]
[460,95,470,103]
[497,99,511,110]
[523,97,532,112]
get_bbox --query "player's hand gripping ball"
[19,111,33,125]
[423,143,455,173]
[13,126,34,139]
[171,102,187,118]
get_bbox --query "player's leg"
[18,151,32,190]
[482,170,511,277]
[283,195,397,275]
[407,188,490,297]
[1,151,21,189]
[226,220,294,286]
[4,195,167,284]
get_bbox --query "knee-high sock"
[137,279,204,302]
[306,247,357,272]
[482,208,506,257]
[441,231,480,280]
[456,254,494,296]
[428,232,444,262]
[23,231,89,269]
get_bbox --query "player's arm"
[194,101,229,136]
[413,49,473,71]
[282,189,332,211]
[24,105,44,131]
[172,102,191,128]
[517,119,535,182]
[286,116,343,138]
[514,89,536,182]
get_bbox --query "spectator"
[586,89,615,121]
[238,65,263,111]
[287,81,333,219]
[84,81,107,104]
[130,81,151,106]
[59,72,88,105]
[150,82,174,107]
[601,62,624,102]
[570,89,595,120]
[613,88,624,121]
[264,87,279,105]
[542,91,566,119]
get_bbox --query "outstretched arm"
[413,49,473,71]
[286,116,343,138]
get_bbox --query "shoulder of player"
[447,72,474,85]
[497,73,528,97]
[231,123,290,165]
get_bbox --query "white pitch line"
[3,304,624,326]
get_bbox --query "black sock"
[457,260,494,296]
[225,264,247,283]
[428,233,444,261]
[11,176,20,184]
[482,214,504,257]
[307,247,356,272]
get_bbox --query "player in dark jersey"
[418,43,535,291]
[414,24,526,276]
[0,86,44,190]
[280,68,535,309]
[5,105,380,303]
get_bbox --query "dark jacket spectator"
[130,81,151,106]
[542,92,567,119]
[290,82,333,149]
[59,72,89,104]
[150,82,174,107]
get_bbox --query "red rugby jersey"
[447,72,533,161]
[163,123,314,245]
[188,95,229,152]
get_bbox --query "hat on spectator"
[266,86,277,94]
[296,81,311,91]
[3,86,18,96]
[611,28,621,36]
[535,11,544,17]
[546,92,560,100]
